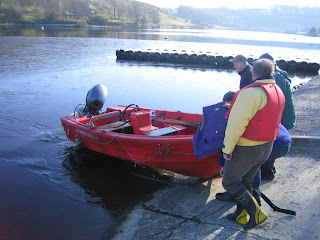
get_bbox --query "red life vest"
[226,81,285,141]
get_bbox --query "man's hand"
[223,102,231,109]
[223,152,232,160]
[220,166,224,176]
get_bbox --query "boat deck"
[97,121,132,132]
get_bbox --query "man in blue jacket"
[260,124,292,180]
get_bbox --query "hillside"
[1,0,319,34]
[171,5,320,34]
[0,0,196,29]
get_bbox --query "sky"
[136,0,320,9]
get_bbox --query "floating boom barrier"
[116,49,320,75]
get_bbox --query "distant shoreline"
[1,22,319,37]
[0,22,141,30]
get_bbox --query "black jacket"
[239,64,253,89]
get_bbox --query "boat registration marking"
[75,128,99,141]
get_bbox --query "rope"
[169,150,195,155]
[92,134,118,145]
[116,138,162,164]
[159,115,181,135]
[79,125,160,163]
[74,124,194,165]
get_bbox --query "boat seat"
[129,111,159,135]
[98,121,132,132]
[142,125,187,136]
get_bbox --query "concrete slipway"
[111,76,320,240]
[110,144,320,240]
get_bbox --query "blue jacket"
[273,124,292,149]
[193,102,228,159]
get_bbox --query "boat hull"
[60,107,221,178]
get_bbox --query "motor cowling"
[85,84,108,115]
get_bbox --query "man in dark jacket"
[230,54,253,89]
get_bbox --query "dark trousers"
[222,141,273,195]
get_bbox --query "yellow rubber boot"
[235,190,267,231]
[226,206,249,225]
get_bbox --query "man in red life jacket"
[222,59,285,231]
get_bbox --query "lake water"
[0,25,319,239]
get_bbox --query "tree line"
[0,0,163,27]
[1,0,318,34]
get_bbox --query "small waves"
[0,115,88,202]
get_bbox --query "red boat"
[60,85,221,178]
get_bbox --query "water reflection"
[0,24,164,40]
[1,24,320,51]
[62,147,166,218]
[116,59,235,73]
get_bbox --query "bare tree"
[129,1,143,22]
[151,9,160,24]
[64,0,90,17]
[110,0,117,19]
[116,0,127,20]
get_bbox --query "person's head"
[222,91,236,109]
[259,53,274,63]
[230,55,247,73]
[223,91,236,103]
[252,59,275,80]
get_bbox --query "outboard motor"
[85,84,108,115]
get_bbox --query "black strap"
[254,188,296,216]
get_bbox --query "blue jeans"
[253,168,261,199]
[253,142,291,199]
[262,142,291,169]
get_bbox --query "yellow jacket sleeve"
[222,83,269,154]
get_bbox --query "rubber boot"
[226,205,249,225]
[235,190,267,231]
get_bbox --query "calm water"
[0,25,319,239]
